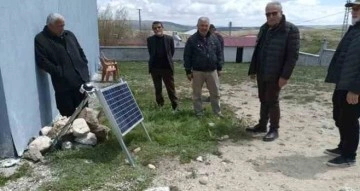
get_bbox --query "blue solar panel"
[100,82,143,135]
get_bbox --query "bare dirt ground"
[150,82,360,191]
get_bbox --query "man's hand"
[347,91,359,105]
[217,70,221,77]
[250,74,256,80]
[278,78,288,88]
[187,73,193,81]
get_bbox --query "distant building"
[223,35,257,63]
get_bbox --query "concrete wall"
[0,0,99,158]
[297,52,320,66]
[101,46,255,63]
[0,68,15,158]
[320,49,335,66]
[100,47,334,67]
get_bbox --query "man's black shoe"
[324,148,341,157]
[326,156,356,167]
[245,124,267,133]
[263,129,279,142]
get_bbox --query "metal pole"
[341,0,350,37]
[138,9,142,32]
[141,122,152,142]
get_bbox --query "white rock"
[40,126,52,136]
[133,147,141,153]
[0,159,20,168]
[28,136,52,152]
[339,188,356,191]
[23,148,44,162]
[72,118,90,137]
[148,164,156,169]
[144,187,170,191]
[78,107,100,129]
[61,141,73,150]
[208,122,215,127]
[196,156,204,162]
[199,177,209,185]
[48,117,69,138]
[75,132,97,146]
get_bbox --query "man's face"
[152,23,163,36]
[48,19,65,36]
[265,5,282,27]
[197,21,209,36]
[351,5,360,25]
[209,28,215,34]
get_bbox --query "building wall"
[224,47,237,62]
[243,47,255,63]
[0,0,99,158]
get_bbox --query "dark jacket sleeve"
[35,38,63,77]
[183,37,193,75]
[248,29,262,76]
[281,25,300,79]
[344,36,360,94]
[215,37,223,71]
[147,37,152,73]
[218,34,224,51]
[70,31,88,64]
[169,36,175,56]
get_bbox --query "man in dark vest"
[324,0,360,167]
[35,13,90,117]
[147,21,178,111]
[247,1,300,141]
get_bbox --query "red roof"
[223,35,257,47]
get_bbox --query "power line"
[297,11,344,24]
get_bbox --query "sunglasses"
[352,6,360,11]
[265,11,279,17]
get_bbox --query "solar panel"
[97,82,144,135]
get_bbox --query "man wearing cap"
[324,0,360,167]
[247,1,300,141]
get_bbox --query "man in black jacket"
[184,17,224,117]
[324,0,360,167]
[35,13,89,117]
[147,21,178,111]
[247,1,300,141]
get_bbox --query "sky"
[97,0,348,27]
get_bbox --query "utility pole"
[138,8,142,32]
[229,21,232,36]
[341,0,351,37]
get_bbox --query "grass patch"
[0,163,32,186]
[37,62,334,190]
[39,62,250,191]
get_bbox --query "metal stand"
[141,122,152,142]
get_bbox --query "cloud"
[97,0,345,26]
